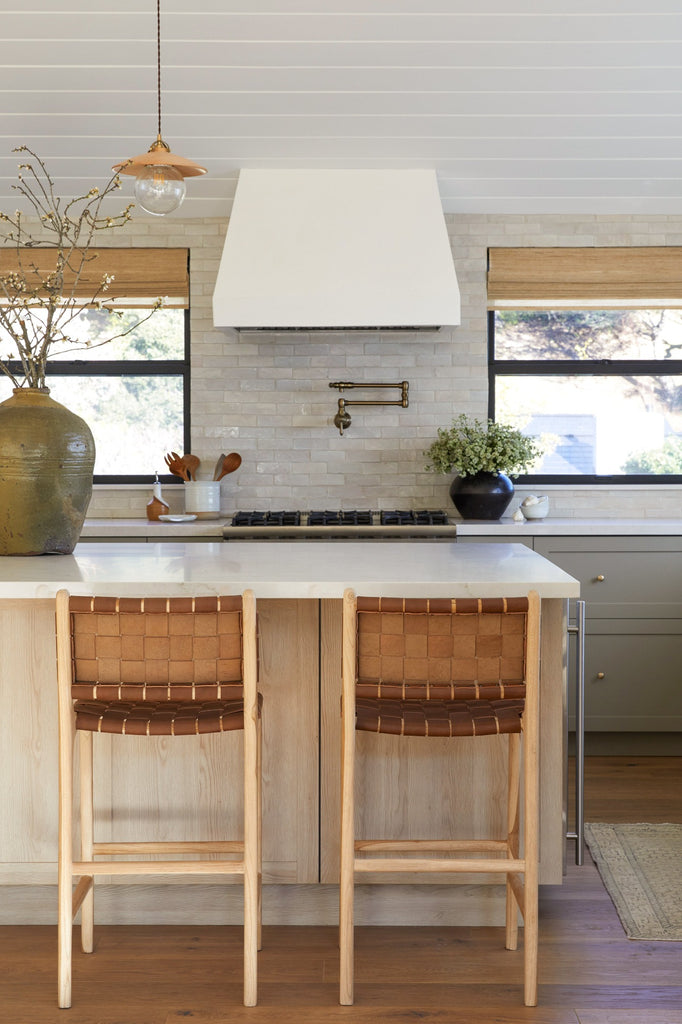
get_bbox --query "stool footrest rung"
[354,857,526,874]
[92,841,244,855]
[72,860,246,876]
[355,838,509,853]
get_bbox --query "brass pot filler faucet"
[329,381,409,435]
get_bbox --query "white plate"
[158,514,197,523]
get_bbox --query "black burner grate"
[306,510,373,526]
[232,511,301,526]
[416,509,450,525]
[380,509,450,526]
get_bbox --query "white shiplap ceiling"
[2,0,682,218]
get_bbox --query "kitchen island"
[0,541,578,926]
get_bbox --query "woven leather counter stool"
[55,589,262,1008]
[339,589,541,1007]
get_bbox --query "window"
[488,248,682,483]
[0,248,190,482]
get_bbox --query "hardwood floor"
[1,757,681,1024]
[569,755,682,825]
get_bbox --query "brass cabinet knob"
[595,574,606,582]
[596,672,606,680]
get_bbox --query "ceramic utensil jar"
[184,480,221,519]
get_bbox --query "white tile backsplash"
[84,212,682,519]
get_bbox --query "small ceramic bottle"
[146,472,170,521]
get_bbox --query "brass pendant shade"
[113,137,206,179]
[113,0,206,214]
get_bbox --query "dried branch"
[0,146,151,389]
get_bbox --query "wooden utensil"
[212,453,226,481]
[182,453,200,481]
[216,452,241,480]
[164,451,189,481]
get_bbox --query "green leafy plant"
[425,414,540,477]
[0,146,159,390]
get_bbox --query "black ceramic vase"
[449,471,514,520]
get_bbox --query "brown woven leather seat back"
[356,595,530,702]
[69,594,245,702]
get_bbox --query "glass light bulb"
[134,164,186,216]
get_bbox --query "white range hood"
[212,169,460,331]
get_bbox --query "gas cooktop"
[224,510,457,539]
[231,509,450,527]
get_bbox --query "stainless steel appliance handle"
[566,599,586,865]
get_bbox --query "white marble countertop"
[456,517,682,536]
[0,540,579,600]
[80,516,682,539]
[81,518,227,538]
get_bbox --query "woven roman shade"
[0,247,189,308]
[487,247,682,308]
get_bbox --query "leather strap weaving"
[68,595,257,736]
[355,595,530,737]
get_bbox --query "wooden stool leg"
[242,588,259,1007]
[524,856,539,1006]
[243,802,258,1007]
[339,712,356,997]
[339,587,357,1005]
[339,733,354,1006]
[79,730,94,954]
[257,713,263,952]
[58,726,74,1008]
[243,689,259,1001]
[243,775,258,1005]
[523,738,540,1005]
[505,732,521,951]
[523,608,540,1008]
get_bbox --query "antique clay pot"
[0,388,95,555]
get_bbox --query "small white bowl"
[520,495,549,520]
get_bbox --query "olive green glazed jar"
[0,388,96,555]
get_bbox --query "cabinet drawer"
[570,622,682,731]
[535,538,682,618]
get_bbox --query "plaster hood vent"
[212,169,460,332]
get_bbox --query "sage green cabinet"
[576,622,682,731]
[458,534,682,733]
[534,537,682,733]
[533,537,682,619]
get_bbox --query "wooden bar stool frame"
[55,589,262,1008]
[339,588,541,1007]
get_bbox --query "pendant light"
[113,0,206,215]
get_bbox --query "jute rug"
[584,822,682,941]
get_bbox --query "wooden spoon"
[182,453,200,481]
[216,452,241,480]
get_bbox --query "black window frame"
[487,308,682,485]
[6,308,191,485]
